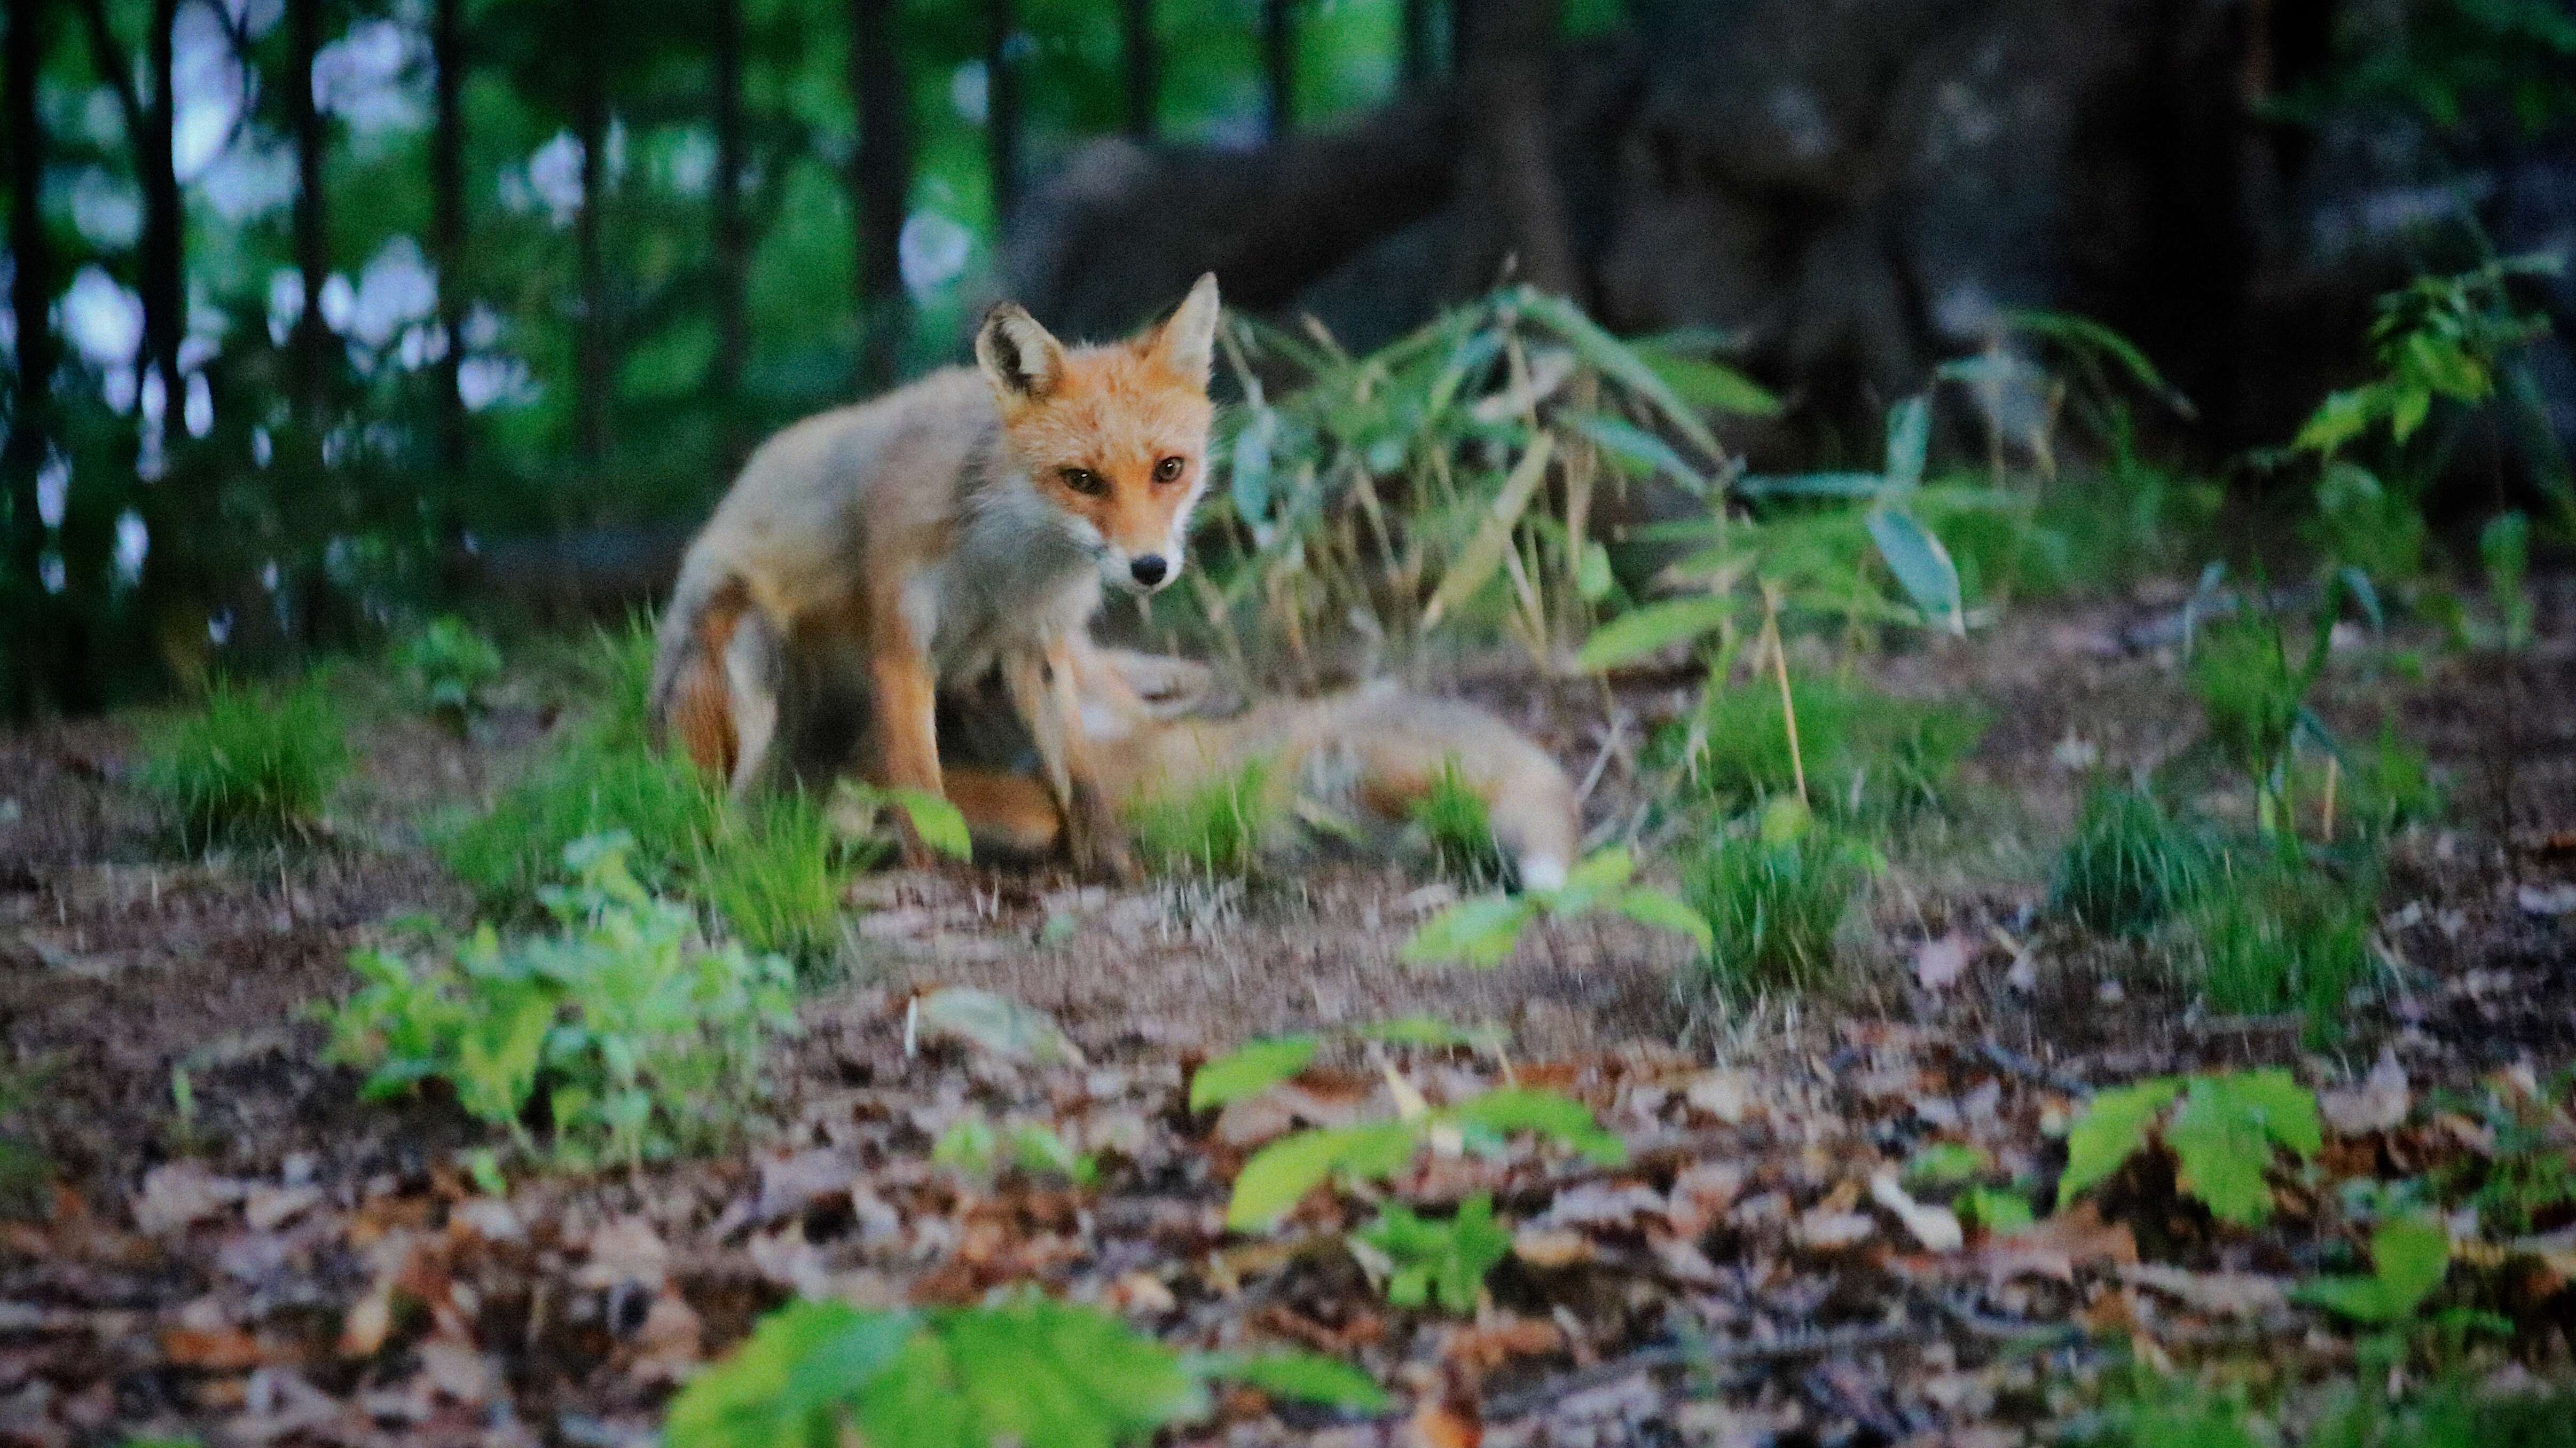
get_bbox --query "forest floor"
[1,581,2573,1447]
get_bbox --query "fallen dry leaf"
[908,986,1087,1066]
[1976,1204,2138,1287]
[1913,934,1974,992]
[1870,1171,1964,1253]
[2119,1263,2289,1318]
[2319,1048,2410,1136]
[132,1163,248,1235]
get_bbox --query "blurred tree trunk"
[137,0,183,416]
[1401,0,1436,88]
[5,0,64,715]
[850,0,909,389]
[1451,0,1575,297]
[1262,0,1293,141]
[80,0,203,682]
[1120,0,1155,139]
[287,0,329,426]
[572,20,609,467]
[431,0,465,480]
[711,0,747,444]
[985,0,1020,222]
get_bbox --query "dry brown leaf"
[1511,1226,1592,1269]
[160,1324,265,1372]
[1869,1171,1964,1253]
[1683,1071,1756,1124]
[1913,934,1974,992]
[2319,1048,2410,1136]
[1666,1161,1747,1239]
[132,1163,248,1235]
[2119,1263,2289,1318]
[1976,1203,2138,1287]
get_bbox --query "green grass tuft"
[1682,806,1871,996]
[390,616,505,726]
[1667,675,1984,823]
[1128,757,1278,879]
[1411,757,1506,886]
[437,617,853,964]
[2049,785,2212,936]
[140,678,351,850]
[2189,840,2379,1042]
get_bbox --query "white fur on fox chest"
[899,516,1099,686]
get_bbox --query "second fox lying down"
[648,273,1577,885]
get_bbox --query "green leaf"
[1567,411,1709,493]
[1356,1015,1507,1051]
[1356,1194,1511,1314]
[1957,1187,2036,1233]
[2295,388,2375,454]
[2059,1078,2182,1204]
[1882,396,1931,490]
[1401,894,1538,968]
[938,1299,1206,1448]
[1612,886,1714,954]
[1865,505,1967,635]
[2294,1219,2449,1325]
[1195,1351,1392,1412]
[1190,1035,1322,1112]
[1735,471,1892,500]
[886,788,973,861]
[1575,540,1614,602]
[1904,1142,1986,1186]
[1515,289,1722,459]
[1449,1087,1627,1165]
[2164,1071,2316,1227]
[1573,594,1737,671]
[2001,307,2197,418]
[1226,1122,1420,1232]
[1548,846,1636,912]
[1640,351,1782,417]
[664,1300,917,1448]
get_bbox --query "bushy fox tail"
[957,658,1582,890]
[647,563,764,788]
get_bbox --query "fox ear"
[976,303,1067,404]
[1143,272,1220,386]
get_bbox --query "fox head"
[975,273,1220,596]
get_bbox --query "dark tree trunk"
[287,0,329,424]
[850,0,910,389]
[1262,0,1294,141]
[1401,0,1437,87]
[1120,0,1156,139]
[984,0,1019,222]
[138,0,183,412]
[1452,0,1575,297]
[430,0,466,479]
[5,0,62,715]
[572,22,610,467]
[711,0,747,435]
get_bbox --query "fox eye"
[1152,455,1187,484]
[1058,467,1107,497]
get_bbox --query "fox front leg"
[1003,638,1133,880]
[866,627,948,869]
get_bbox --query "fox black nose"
[1130,555,1168,588]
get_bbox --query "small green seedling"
[2296,1216,2452,1325]
[392,616,504,728]
[1354,1193,1511,1315]
[1227,1086,1624,1232]
[662,1295,1384,1448]
[1402,845,1710,968]
[2059,1069,2323,1226]
[1127,757,1276,878]
[327,833,797,1168]
[1412,757,1506,884]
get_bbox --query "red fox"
[650,276,1223,872]
[938,646,1583,890]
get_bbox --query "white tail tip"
[1517,853,1567,892]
